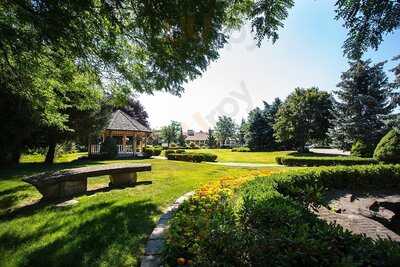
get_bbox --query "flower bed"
[163,165,400,266]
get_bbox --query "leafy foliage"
[274,87,333,152]
[329,60,394,150]
[120,98,150,128]
[215,116,237,146]
[160,121,181,147]
[374,129,400,163]
[335,0,400,59]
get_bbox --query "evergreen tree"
[329,60,394,150]
[206,129,217,148]
[247,98,282,151]
[247,108,274,151]
[238,119,249,147]
[177,128,186,147]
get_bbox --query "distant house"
[89,110,152,157]
[185,130,208,146]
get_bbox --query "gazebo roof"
[106,110,151,133]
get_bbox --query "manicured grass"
[0,155,281,267]
[187,149,292,164]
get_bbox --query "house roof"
[106,110,151,132]
[185,131,208,141]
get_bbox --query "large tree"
[215,116,237,146]
[274,88,333,152]
[0,0,295,164]
[329,60,395,150]
[237,119,249,146]
[160,121,181,148]
[120,98,150,128]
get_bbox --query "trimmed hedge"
[164,165,400,266]
[167,153,217,163]
[164,149,186,157]
[275,155,378,166]
[374,129,400,163]
[231,147,251,152]
[142,146,162,156]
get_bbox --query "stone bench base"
[37,179,88,200]
[109,173,138,187]
[37,173,139,199]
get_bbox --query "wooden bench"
[23,163,151,200]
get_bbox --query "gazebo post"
[122,132,127,153]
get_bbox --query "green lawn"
[188,149,292,164]
[0,155,281,267]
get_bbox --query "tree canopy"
[160,121,181,147]
[215,116,237,146]
[335,0,400,59]
[274,87,333,152]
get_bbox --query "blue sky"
[139,0,400,130]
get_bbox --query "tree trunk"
[45,142,56,164]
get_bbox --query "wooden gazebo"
[89,110,152,157]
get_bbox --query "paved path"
[310,148,350,156]
[141,192,194,267]
[316,206,400,241]
[205,162,281,168]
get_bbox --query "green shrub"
[275,156,377,166]
[188,142,200,149]
[164,165,400,266]
[231,147,251,152]
[351,139,374,157]
[374,129,400,163]
[100,137,118,159]
[167,153,217,162]
[164,149,186,157]
[142,146,162,156]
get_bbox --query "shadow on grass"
[0,181,153,222]
[0,199,160,267]
[0,160,105,181]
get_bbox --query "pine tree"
[238,119,249,146]
[330,60,394,150]
[206,129,217,148]
[247,98,282,151]
[177,128,186,147]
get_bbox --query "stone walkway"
[317,206,400,241]
[152,156,280,168]
[141,192,194,267]
[316,190,400,241]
